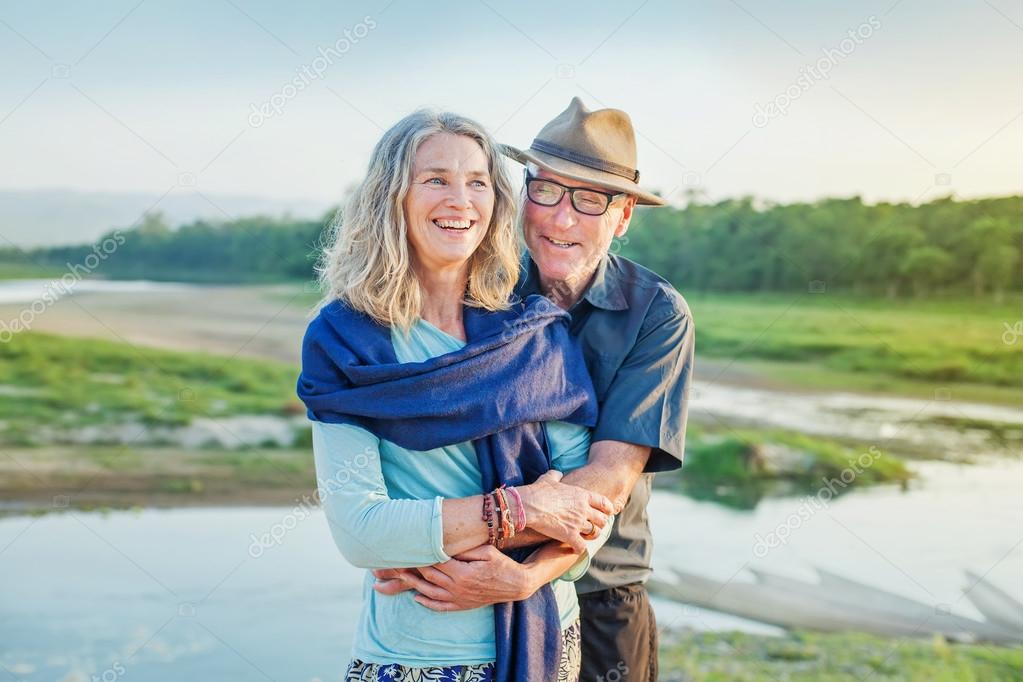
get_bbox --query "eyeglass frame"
[524,171,627,216]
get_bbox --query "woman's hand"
[516,470,614,553]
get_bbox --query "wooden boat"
[963,569,1023,632]
[648,567,1023,644]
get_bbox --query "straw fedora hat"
[502,97,666,206]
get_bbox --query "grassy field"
[687,291,1023,397]
[0,332,312,509]
[0,263,67,279]
[658,629,1023,681]
[0,331,303,445]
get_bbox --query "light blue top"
[312,317,609,667]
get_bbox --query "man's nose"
[549,192,577,229]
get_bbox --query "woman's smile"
[432,217,477,232]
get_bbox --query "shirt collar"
[519,253,629,312]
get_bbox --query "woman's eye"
[425,177,445,185]
[471,180,488,189]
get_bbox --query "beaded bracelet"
[482,491,497,546]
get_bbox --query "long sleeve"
[312,421,450,569]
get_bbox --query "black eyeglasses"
[524,172,625,216]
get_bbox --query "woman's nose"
[446,183,472,208]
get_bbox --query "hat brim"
[500,144,667,207]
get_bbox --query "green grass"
[0,262,67,279]
[688,292,1023,390]
[659,630,1023,681]
[672,427,912,509]
[0,331,302,445]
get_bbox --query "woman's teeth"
[544,236,576,248]
[433,219,473,231]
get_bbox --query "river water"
[2,458,1021,681]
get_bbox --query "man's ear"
[614,196,637,238]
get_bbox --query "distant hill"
[0,188,332,248]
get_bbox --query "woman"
[296,110,613,681]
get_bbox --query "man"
[375,98,694,680]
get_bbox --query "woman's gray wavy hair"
[316,109,520,331]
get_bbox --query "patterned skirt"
[345,619,582,682]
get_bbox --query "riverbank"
[0,332,918,512]
[0,445,315,516]
[2,280,1021,511]
[657,629,1023,681]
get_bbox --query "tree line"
[624,194,1021,300]
[3,212,331,284]
[5,194,1021,298]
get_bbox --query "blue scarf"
[297,294,597,682]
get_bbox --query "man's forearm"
[560,440,651,513]
[521,540,584,592]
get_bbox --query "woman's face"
[404,132,495,276]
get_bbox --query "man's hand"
[518,470,613,552]
[376,545,537,612]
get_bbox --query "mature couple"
[297,98,694,681]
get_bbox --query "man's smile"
[542,235,579,249]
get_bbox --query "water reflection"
[2,458,1022,680]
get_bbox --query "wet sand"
[0,444,316,515]
[1,283,316,364]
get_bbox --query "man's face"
[521,167,636,288]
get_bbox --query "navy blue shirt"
[515,253,695,593]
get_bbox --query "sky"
[2,0,1023,208]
